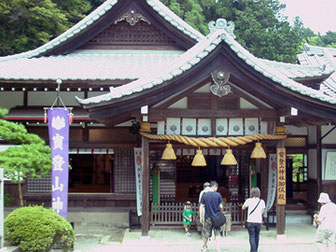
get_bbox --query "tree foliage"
[0,120,44,145]
[163,0,302,63]
[0,143,51,181]
[161,0,208,35]
[0,108,8,119]
[0,109,51,206]
[0,0,335,61]
[53,0,91,24]
[293,17,336,49]
[0,0,91,56]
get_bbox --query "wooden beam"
[149,108,277,121]
[317,126,322,195]
[141,136,150,236]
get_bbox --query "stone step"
[285,210,312,224]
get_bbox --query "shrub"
[4,205,74,252]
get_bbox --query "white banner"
[265,154,277,216]
[134,147,142,216]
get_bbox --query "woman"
[242,187,265,252]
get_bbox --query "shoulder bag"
[245,198,261,228]
[204,193,226,228]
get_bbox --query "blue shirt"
[200,191,223,218]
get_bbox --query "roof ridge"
[303,43,336,55]
[0,0,204,62]
[261,58,327,70]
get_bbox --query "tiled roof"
[77,20,336,106]
[259,59,332,80]
[0,0,203,62]
[0,50,183,81]
[297,44,336,98]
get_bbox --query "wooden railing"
[150,202,246,226]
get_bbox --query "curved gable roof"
[77,20,335,107]
[0,0,204,62]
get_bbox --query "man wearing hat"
[314,192,336,252]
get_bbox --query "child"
[182,201,195,236]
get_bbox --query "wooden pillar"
[276,139,286,235]
[141,136,150,236]
[316,125,322,195]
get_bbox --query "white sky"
[278,0,336,34]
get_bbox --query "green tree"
[293,17,315,42]
[161,0,208,34]
[206,0,301,62]
[0,0,90,56]
[288,154,304,183]
[320,31,336,48]
[293,17,336,49]
[87,0,105,11]
[0,111,51,207]
[162,0,301,63]
[53,0,92,24]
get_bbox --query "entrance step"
[285,210,312,224]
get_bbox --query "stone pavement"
[73,223,319,252]
[1,223,320,251]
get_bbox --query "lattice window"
[89,128,115,142]
[88,21,176,45]
[239,151,250,200]
[27,173,52,192]
[285,137,306,147]
[89,128,136,143]
[114,148,136,193]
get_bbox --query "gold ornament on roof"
[115,9,151,26]
[210,69,232,97]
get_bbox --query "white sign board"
[325,152,336,180]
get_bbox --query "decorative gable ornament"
[210,69,232,97]
[115,9,151,26]
[208,18,236,38]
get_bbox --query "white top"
[199,187,212,203]
[243,197,265,223]
[318,202,336,231]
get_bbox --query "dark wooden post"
[276,139,286,235]
[316,125,322,196]
[141,136,150,236]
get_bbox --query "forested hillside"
[0,0,335,62]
